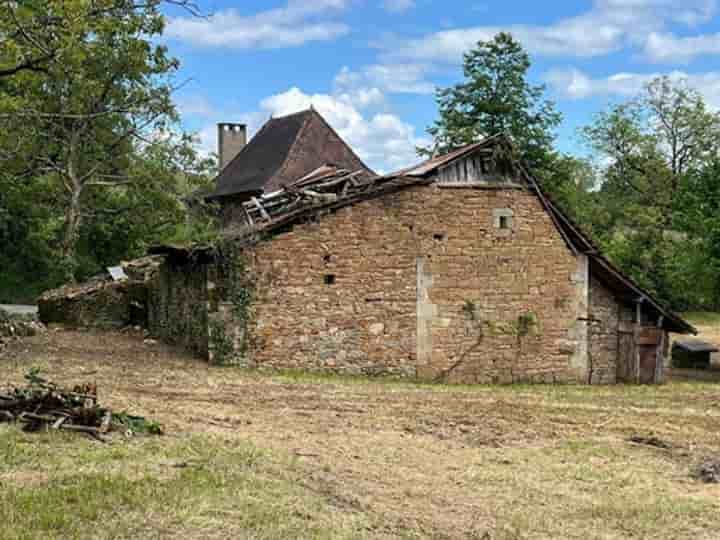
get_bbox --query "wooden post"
[634,299,643,384]
[655,315,665,384]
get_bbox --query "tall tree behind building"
[425,32,561,172]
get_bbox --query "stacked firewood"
[0,369,161,438]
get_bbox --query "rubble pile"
[0,369,162,439]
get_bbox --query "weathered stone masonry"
[151,182,642,384]
[246,184,588,383]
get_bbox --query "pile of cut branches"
[0,369,162,438]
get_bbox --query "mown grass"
[4,328,720,539]
[0,428,373,540]
[683,311,720,326]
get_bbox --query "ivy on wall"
[209,239,257,363]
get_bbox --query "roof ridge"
[270,108,313,122]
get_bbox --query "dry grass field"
[1,326,720,539]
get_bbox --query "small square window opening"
[499,216,510,230]
[324,274,336,285]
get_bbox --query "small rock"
[697,460,720,484]
[143,338,158,345]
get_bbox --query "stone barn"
[148,129,695,385]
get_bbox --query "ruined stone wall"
[148,262,209,358]
[39,280,148,329]
[587,276,635,384]
[236,183,589,383]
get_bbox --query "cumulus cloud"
[544,68,720,108]
[259,87,429,172]
[382,0,416,13]
[188,85,428,173]
[165,0,350,49]
[382,0,717,62]
[643,31,720,63]
[176,95,216,118]
[334,64,435,96]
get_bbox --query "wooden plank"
[637,328,663,345]
[251,197,270,220]
[655,330,666,384]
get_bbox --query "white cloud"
[383,0,717,63]
[166,0,350,49]
[382,0,415,13]
[259,87,429,172]
[643,31,720,63]
[334,64,435,96]
[544,68,720,108]
[188,84,429,173]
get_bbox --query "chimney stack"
[217,123,247,170]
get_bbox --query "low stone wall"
[38,256,163,329]
[39,280,148,329]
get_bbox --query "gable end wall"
[232,183,591,383]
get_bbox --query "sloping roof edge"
[516,158,695,335]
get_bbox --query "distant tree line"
[428,32,720,312]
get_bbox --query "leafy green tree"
[0,0,200,79]
[674,162,720,309]
[583,76,720,217]
[0,0,212,281]
[580,76,720,310]
[425,32,561,171]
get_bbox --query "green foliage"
[111,413,163,435]
[0,1,218,299]
[578,76,720,311]
[425,32,561,171]
[516,312,539,338]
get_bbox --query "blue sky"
[162,0,720,172]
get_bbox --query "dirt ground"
[3,328,720,539]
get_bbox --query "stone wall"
[587,275,636,384]
[148,261,209,357]
[229,183,591,383]
[39,280,148,329]
[588,276,620,384]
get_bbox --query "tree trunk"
[60,187,82,282]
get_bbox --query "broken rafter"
[241,168,377,228]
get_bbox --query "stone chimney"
[217,123,247,170]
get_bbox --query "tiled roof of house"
[207,109,372,199]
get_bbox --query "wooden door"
[639,345,658,384]
[617,330,636,382]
